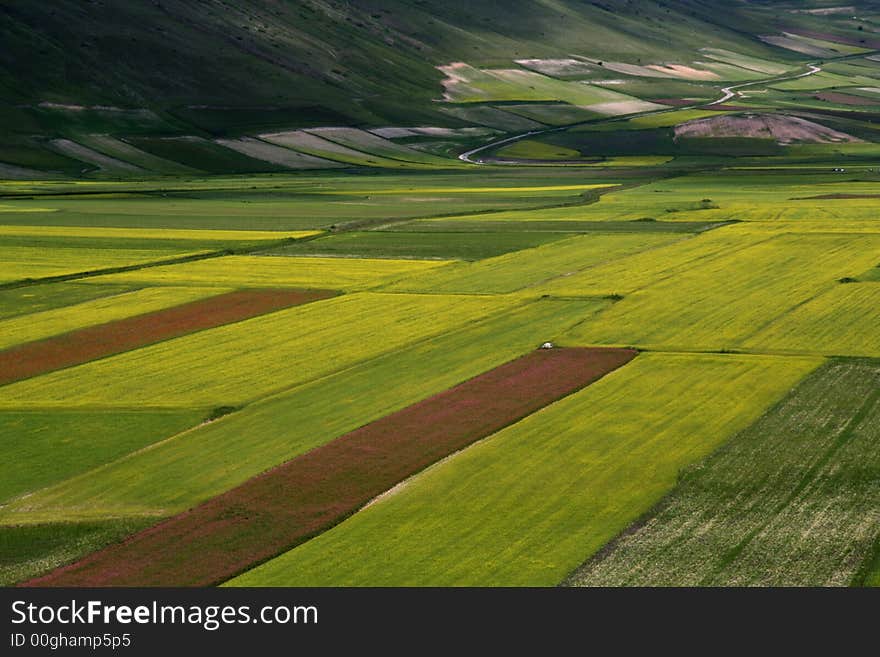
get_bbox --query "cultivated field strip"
[0,286,229,351]
[384,232,683,294]
[0,519,156,587]
[25,348,636,586]
[227,353,818,586]
[0,282,136,321]
[0,288,336,386]
[0,410,204,505]
[0,298,609,525]
[304,128,461,166]
[566,359,880,587]
[564,233,880,351]
[74,135,199,175]
[532,225,771,297]
[0,293,514,408]
[742,283,880,357]
[215,138,346,170]
[0,246,210,284]
[83,255,453,290]
[0,225,321,243]
[259,131,431,169]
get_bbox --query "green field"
[560,232,880,352]
[264,230,568,261]
[0,293,515,408]
[0,281,135,320]
[84,255,454,290]
[0,245,209,284]
[385,232,683,294]
[0,410,204,504]
[0,519,154,586]
[567,359,880,587]
[0,298,609,524]
[228,353,816,586]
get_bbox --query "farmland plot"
[0,520,154,587]
[0,286,228,351]
[28,348,635,586]
[259,131,416,168]
[0,225,321,244]
[384,232,683,294]
[0,298,611,524]
[567,360,880,587]
[304,128,461,166]
[0,246,209,284]
[743,282,880,357]
[0,293,516,408]
[85,255,453,290]
[563,233,880,351]
[0,282,134,321]
[267,231,567,261]
[227,353,817,586]
[0,410,204,504]
[532,224,769,297]
[0,289,335,385]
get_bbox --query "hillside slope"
[2,0,878,174]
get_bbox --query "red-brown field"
[24,346,637,587]
[0,288,336,386]
[814,92,879,106]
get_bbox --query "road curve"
[709,63,822,106]
[458,62,824,165]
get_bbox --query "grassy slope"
[0,0,812,165]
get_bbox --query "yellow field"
[227,352,819,586]
[661,201,880,224]
[0,298,609,524]
[627,109,726,128]
[533,225,768,297]
[561,232,880,351]
[384,232,683,294]
[86,255,454,291]
[0,292,517,407]
[584,155,673,167]
[743,283,880,357]
[0,286,230,350]
[0,246,208,284]
[328,184,618,194]
[0,226,320,241]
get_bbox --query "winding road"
[458,61,825,165]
